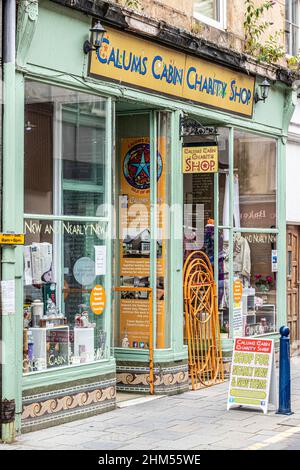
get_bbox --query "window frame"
[216,127,280,339]
[193,0,227,30]
[285,0,300,56]
[23,79,113,375]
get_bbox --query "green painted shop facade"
[1,0,297,440]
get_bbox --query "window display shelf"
[27,325,69,372]
[243,303,276,337]
[73,327,95,364]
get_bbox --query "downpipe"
[1,0,17,443]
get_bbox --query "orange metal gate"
[114,287,154,395]
[183,251,224,389]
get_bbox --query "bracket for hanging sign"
[180,115,219,139]
[0,232,25,246]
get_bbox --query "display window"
[183,123,278,339]
[23,81,110,374]
[234,130,277,229]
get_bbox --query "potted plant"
[254,274,273,292]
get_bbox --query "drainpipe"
[1,0,17,443]
[0,0,2,442]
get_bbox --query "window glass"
[218,231,277,338]
[116,113,151,351]
[62,103,106,217]
[218,128,229,226]
[194,0,220,22]
[239,233,277,337]
[23,82,109,374]
[156,112,171,349]
[24,82,107,217]
[24,101,54,215]
[286,0,299,55]
[234,130,277,229]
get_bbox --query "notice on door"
[182,145,218,174]
[227,337,276,414]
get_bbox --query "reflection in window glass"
[234,130,277,229]
[24,81,106,217]
[62,104,106,217]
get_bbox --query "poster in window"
[119,137,166,348]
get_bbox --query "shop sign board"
[0,233,25,246]
[227,337,276,414]
[182,144,218,174]
[89,27,255,118]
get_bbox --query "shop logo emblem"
[123,143,162,190]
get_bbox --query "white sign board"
[227,337,276,414]
[95,245,107,276]
[1,280,15,315]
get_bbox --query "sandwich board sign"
[227,337,276,414]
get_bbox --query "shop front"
[1,0,296,437]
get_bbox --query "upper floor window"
[286,0,300,55]
[193,0,227,29]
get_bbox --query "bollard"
[276,326,293,415]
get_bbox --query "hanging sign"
[182,144,218,174]
[90,285,106,315]
[227,337,276,414]
[0,233,25,246]
[89,27,255,118]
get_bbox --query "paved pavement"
[1,358,300,450]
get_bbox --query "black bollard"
[276,326,293,415]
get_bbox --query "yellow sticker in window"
[90,285,106,315]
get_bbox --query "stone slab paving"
[1,357,300,450]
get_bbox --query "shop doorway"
[113,102,171,397]
[287,225,300,355]
[182,123,228,387]
[182,126,230,336]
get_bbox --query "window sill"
[193,13,226,32]
[22,357,116,390]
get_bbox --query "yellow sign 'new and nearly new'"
[182,145,218,174]
[90,27,255,117]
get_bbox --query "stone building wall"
[115,0,286,56]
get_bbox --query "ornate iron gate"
[183,251,224,389]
